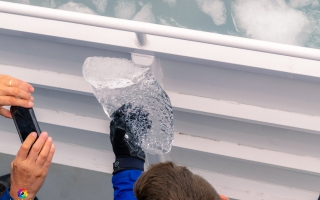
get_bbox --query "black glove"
[110,103,149,174]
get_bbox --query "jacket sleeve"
[112,170,143,200]
[0,188,12,200]
[0,187,39,200]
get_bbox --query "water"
[2,0,319,50]
[83,57,174,154]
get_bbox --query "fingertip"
[51,143,55,149]
[41,131,48,138]
[29,86,34,93]
[28,101,34,107]
[31,132,37,138]
[5,112,12,119]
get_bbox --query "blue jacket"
[0,188,38,200]
[112,170,143,200]
[0,170,141,200]
[0,189,11,200]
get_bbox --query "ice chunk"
[306,10,320,48]
[196,0,227,26]
[158,16,187,28]
[92,0,108,14]
[133,3,155,23]
[232,0,310,46]
[138,1,144,7]
[114,0,137,19]
[16,0,30,4]
[163,0,176,8]
[311,0,320,7]
[289,0,316,8]
[42,0,56,8]
[58,2,97,15]
[83,57,174,154]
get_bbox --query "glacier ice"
[163,0,176,8]
[232,0,310,46]
[92,0,108,14]
[114,0,137,19]
[133,3,155,23]
[196,0,227,26]
[158,16,187,28]
[83,57,174,154]
[58,2,97,15]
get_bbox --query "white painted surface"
[0,130,113,173]
[0,4,320,199]
[3,106,320,175]
[1,128,318,199]
[190,168,319,200]
[174,133,320,174]
[1,11,320,82]
[1,65,319,135]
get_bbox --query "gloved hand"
[110,103,147,174]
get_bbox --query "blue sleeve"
[0,187,39,200]
[0,188,12,200]
[112,170,143,200]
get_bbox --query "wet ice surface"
[163,0,176,8]
[14,0,29,4]
[5,0,320,49]
[232,0,310,46]
[83,57,174,154]
[289,0,318,8]
[42,0,55,8]
[158,16,186,28]
[132,3,155,23]
[114,0,136,19]
[58,2,97,14]
[196,0,226,26]
[306,10,320,48]
[91,0,108,14]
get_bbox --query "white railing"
[1,1,320,61]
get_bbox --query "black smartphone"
[10,106,41,143]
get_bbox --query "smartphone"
[10,106,41,143]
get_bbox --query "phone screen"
[12,107,38,141]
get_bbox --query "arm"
[0,189,13,200]
[112,170,142,200]
[110,104,146,200]
[0,75,56,200]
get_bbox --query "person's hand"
[10,132,55,200]
[110,103,147,174]
[0,74,34,118]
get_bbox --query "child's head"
[134,161,226,200]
